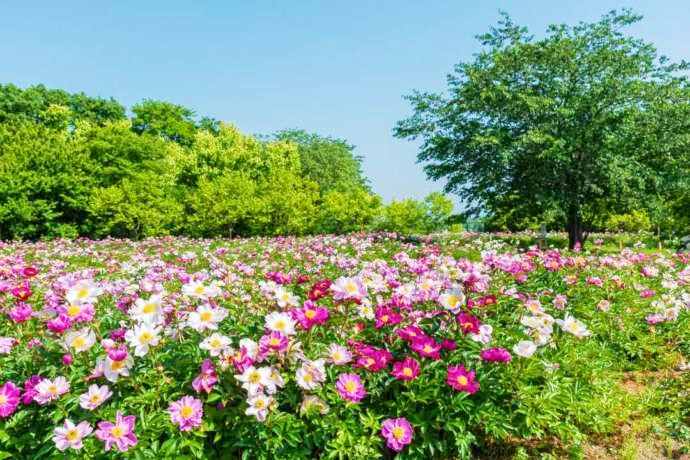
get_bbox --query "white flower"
[235,366,275,395]
[125,322,162,356]
[438,288,465,314]
[556,314,591,338]
[470,324,493,344]
[182,281,221,300]
[34,376,71,405]
[274,287,300,308]
[187,305,228,332]
[130,294,165,325]
[65,280,102,305]
[64,328,96,353]
[103,355,133,383]
[199,333,232,357]
[295,359,326,390]
[264,312,296,336]
[513,340,537,358]
[245,393,275,422]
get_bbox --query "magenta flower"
[457,313,481,334]
[335,373,366,403]
[396,324,426,342]
[480,347,512,363]
[390,357,421,381]
[21,375,42,405]
[52,419,93,451]
[374,306,403,329]
[380,417,414,451]
[192,359,218,394]
[95,411,138,452]
[410,336,442,360]
[447,364,480,394]
[352,346,393,372]
[169,396,204,432]
[8,303,33,323]
[11,285,32,301]
[46,315,72,334]
[0,381,21,418]
[294,300,330,329]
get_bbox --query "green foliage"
[395,10,690,248]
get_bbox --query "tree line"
[0,84,454,240]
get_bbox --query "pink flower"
[352,345,393,372]
[446,364,480,394]
[169,396,204,432]
[395,324,425,342]
[46,315,73,334]
[259,331,288,353]
[52,419,93,451]
[380,417,414,452]
[79,384,113,411]
[308,278,332,301]
[390,357,421,381]
[21,375,42,405]
[335,373,366,403]
[374,306,403,329]
[11,285,32,301]
[0,337,16,354]
[0,381,21,418]
[293,300,330,329]
[480,347,512,363]
[33,376,70,405]
[410,336,442,360]
[457,313,481,334]
[8,303,33,323]
[640,289,656,298]
[95,411,138,452]
[192,359,218,394]
[331,277,367,300]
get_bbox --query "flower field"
[1,233,689,459]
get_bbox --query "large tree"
[395,10,690,248]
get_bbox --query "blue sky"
[2,0,689,209]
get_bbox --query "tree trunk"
[567,206,584,251]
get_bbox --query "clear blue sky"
[2,0,689,208]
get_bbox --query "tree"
[131,100,197,146]
[395,10,690,249]
[274,130,369,194]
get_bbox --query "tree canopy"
[395,10,690,248]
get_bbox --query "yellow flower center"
[274,320,285,330]
[305,310,316,319]
[139,332,153,344]
[0,395,7,405]
[143,303,157,314]
[402,368,413,377]
[392,426,405,440]
[77,288,89,299]
[422,345,433,353]
[180,405,194,418]
[195,286,205,295]
[381,315,389,323]
[303,372,313,382]
[447,295,458,307]
[111,360,124,370]
[268,337,280,346]
[71,336,86,349]
[332,352,342,362]
[111,425,124,438]
[67,305,81,317]
[457,375,468,386]
[90,395,102,404]
[248,372,261,383]
[66,429,80,442]
[345,381,357,393]
[200,311,213,322]
[48,384,59,395]
[254,399,265,409]
[210,339,221,348]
